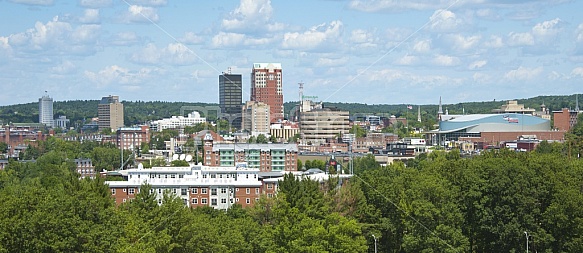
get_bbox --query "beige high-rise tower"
[98,95,124,131]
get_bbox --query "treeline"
[1,94,580,129]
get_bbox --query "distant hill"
[0,94,580,128]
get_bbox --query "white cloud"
[468,60,487,70]
[79,9,100,24]
[71,24,100,45]
[130,43,198,65]
[572,67,583,78]
[281,20,342,51]
[7,16,74,52]
[532,18,562,38]
[507,32,534,46]
[361,68,463,89]
[51,60,76,75]
[447,34,481,51]
[475,8,501,20]
[179,32,205,45]
[108,32,141,46]
[125,0,167,6]
[428,9,464,33]
[348,0,446,12]
[9,0,53,6]
[484,35,504,48]
[504,66,543,81]
[221,0,284,33]
[79,0,112,8]
[211,32,246,48]
[472,72,491,84]
[577,24,583,43]
[395,54,418,65]
[433,54,460,66]
[314,56,349,67]
[121,5,159,23]
[84,65,160,88]
[413,39,431,53]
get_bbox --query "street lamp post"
[524,231,529,253]
[372,234,377,253]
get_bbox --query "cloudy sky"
[1,0,582,106]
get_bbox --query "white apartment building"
[150,111,206,132]
[106,164,261,210]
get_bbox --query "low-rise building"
[149,112,206,132]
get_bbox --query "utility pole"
[372,234,377,253]
[524,231,529,253]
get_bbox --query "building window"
[211,199,217,206]
[192,198,198,204]
[221,188,227,194]
[111,189,116,195]
[246,188,250,194]
[202,188,207,194]
[123,198,127,203]
[267,193,273,198]
[211,188,217,196]
[236,198,239,202]
[158,188,162,194]
[181,189,187,196]
[129,188,135,195]
[203,174,207,179]
[192,188,198,194]
[255,188,259,194]
[221,198,227,204]
[211,174,216,178]
[123,188,126,193]
[201,198,208,204]
[246,198,250,204]
[236,188,239,192]
[267,183,273,189]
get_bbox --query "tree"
[256,134,268,144]
[350,125,367,138]
[170,160,189,167]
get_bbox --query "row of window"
[191,198,253,205]
[113,187,260,196]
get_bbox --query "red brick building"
[553,108,580,131]
[251,63,283,123]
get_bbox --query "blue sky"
[1,0,582,106]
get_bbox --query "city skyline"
[1,0,583,106]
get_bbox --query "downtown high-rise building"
[98,95,124,132]
[39,92,54,127]
[219,73,243,129]
[250,63,283,123]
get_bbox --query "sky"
[1,0,582,106]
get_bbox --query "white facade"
[106,164,261,210]
[39,93,53,127]
[150,112,206,131]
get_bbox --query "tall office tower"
[219,72,243,129]
[251,63,283,123]
[98,95,124,132]
[39,91,54,127]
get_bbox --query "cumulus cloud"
[51,60,76,75]
[79,0,112,8]
[221,0,285,33]
[84,65,161,88]
[445,34,481,51]
[125,0,167,6]
[210,32,275,48]
[572,67,583,78]
[504,66,543,81]
[395,54,418,65]
[507,32,534,46]
[361,68,463,89]
[108,32,142,46]
[428,9,465,33]
[130,43,198,65]
[314,56,349,67]
[413,40,431,53]
[120,5,159,23]
[79,9,100,24]
[9,0,53,6]
[433,54,460,66]
[484,35,504,48]
[348,0,448,12]
[281,20,343,51]
[468,60,487,70]
[179,32,205,45]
